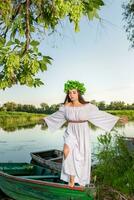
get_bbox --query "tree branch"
[24,0,30,53]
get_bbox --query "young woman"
[43,80,128,187]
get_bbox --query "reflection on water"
[0,122,134,162]
[0,123,37,132]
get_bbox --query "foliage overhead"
[122,0,134,48]
[0,0,104,89]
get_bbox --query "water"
[0,122,134,162]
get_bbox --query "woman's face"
[68,89,79,101]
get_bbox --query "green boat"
[0,163,95,200]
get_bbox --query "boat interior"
[0,163,79,186]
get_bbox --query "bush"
[92,132,134,199]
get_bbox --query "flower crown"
[64,80,86,95]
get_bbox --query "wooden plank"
[18,175,59,179]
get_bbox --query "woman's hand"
[118,116,128,125]
[39,118,47,126]
[39,118,44,124]
[39,118,48,128]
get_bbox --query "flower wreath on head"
[64,80,86,95]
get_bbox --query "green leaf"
[30,40,40,47]
[43,56,53,65]
[0,37,6,46]
[6,40,15,46]
[33,78,44,87]
[39,61,47,72]
[15,39,20,44]
[88,8,97,20]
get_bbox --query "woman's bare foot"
[68,175,75,187]
[68,182,74,187]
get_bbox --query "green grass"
[0,111,46,116]
[0,110,133,132]
[0,111,47,132]
[107,110,134,120]
[92,133,134,199]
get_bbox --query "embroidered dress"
[44,103,119,186]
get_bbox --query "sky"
[0,0,134,107]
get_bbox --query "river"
[0,121,134,162]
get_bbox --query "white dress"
[44,103,119,186]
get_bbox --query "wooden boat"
[121,136,134,151]
[30,149,95,172]
[0,162,95,200]
[30,149,63,172]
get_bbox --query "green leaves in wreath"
[64,80,86,95]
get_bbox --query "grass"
[107,110,134,120]
[0,110,134,132]
[0,111,46,132]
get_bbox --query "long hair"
[62,90,89,105]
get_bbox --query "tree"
[0,0,104,90]
[90,99,98,106]
[98,101,106,110]
[2,102,17,111]
[122,0,134,48]
[107,101,126,110]
[49,104,59,113]
[40,102,49,111]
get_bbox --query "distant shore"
[0,110,133,132]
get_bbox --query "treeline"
[90,100,134,110]
[0,102,60,114]
[0,100,134,114]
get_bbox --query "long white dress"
[44,103,119,186]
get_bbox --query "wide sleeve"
[43,105,66,132]
[87,103,120,132]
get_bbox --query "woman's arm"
[87,103,129,132]
[87,104,120,132]
[42,105,66,132]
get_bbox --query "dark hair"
[62,89,89,105]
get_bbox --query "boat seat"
[18,175,60,180]
[49,156,63,161]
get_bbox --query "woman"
[43,80,128,187]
